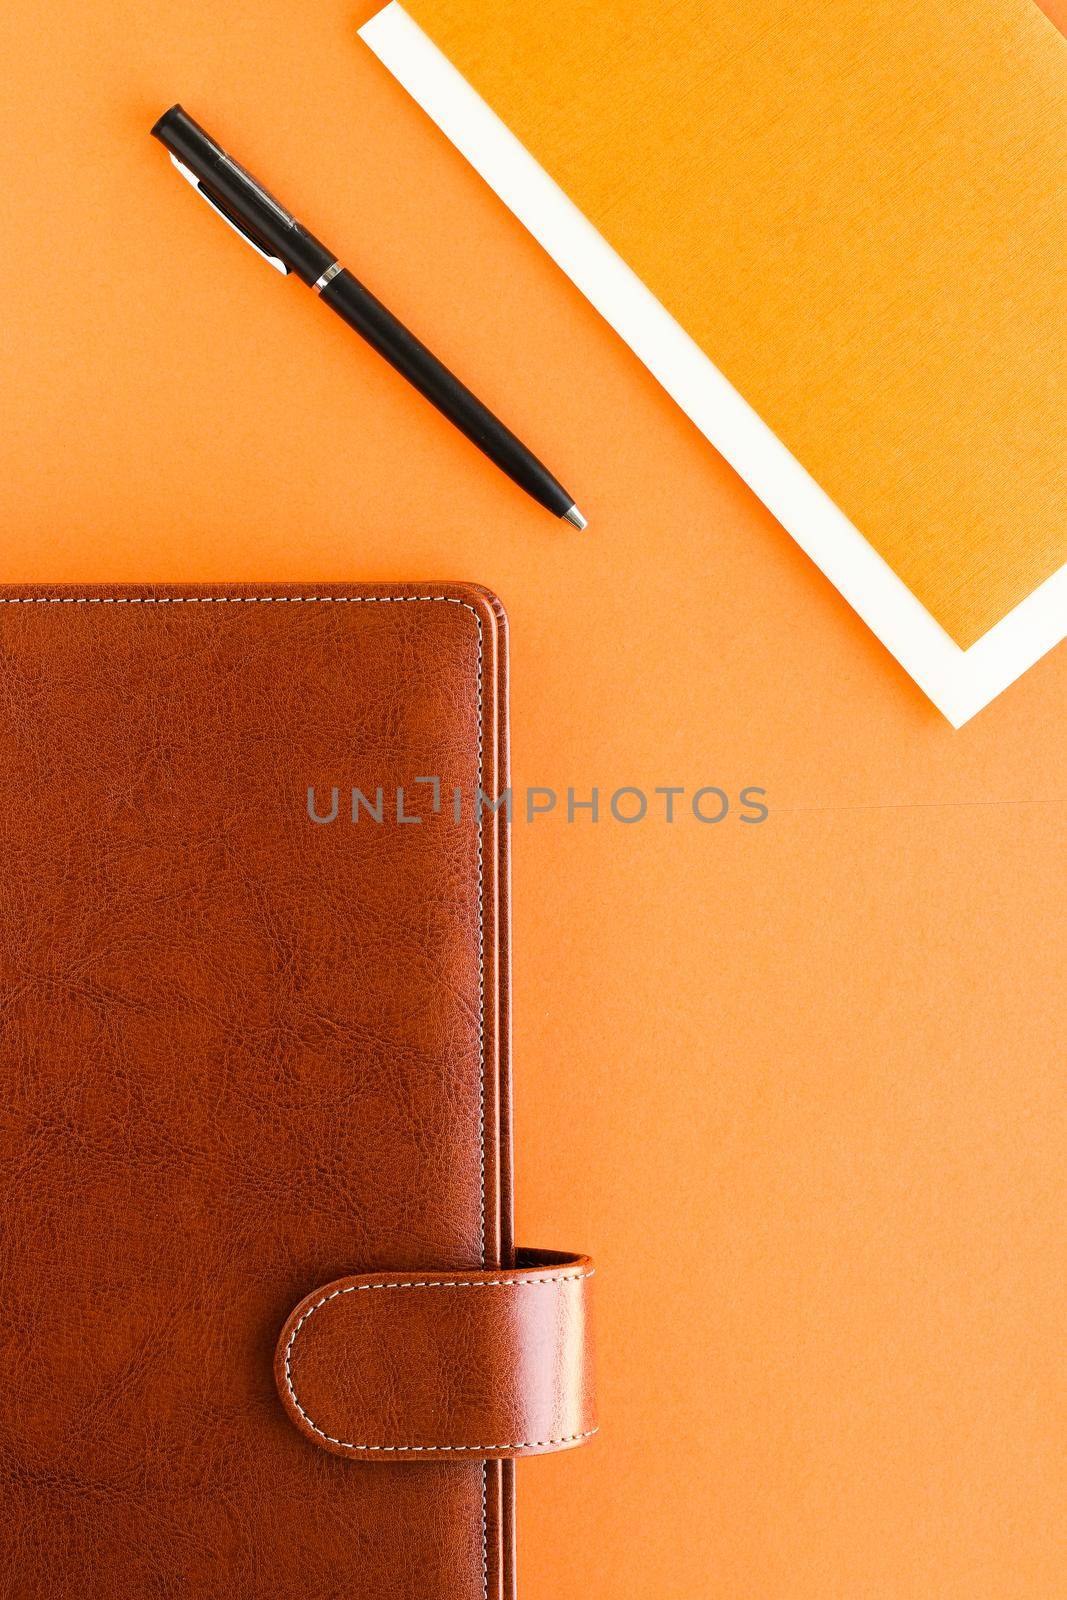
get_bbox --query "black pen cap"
[151,105,334,285]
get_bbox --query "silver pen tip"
[562,504,588,531]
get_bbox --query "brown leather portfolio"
[0,583,595,1597]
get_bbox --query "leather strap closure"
[274,1248,596,1462]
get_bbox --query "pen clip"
[169,156,289,275]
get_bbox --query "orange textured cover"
[404,0,1067,647]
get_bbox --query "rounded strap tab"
[274,1248,597,1462]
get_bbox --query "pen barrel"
[320,270,573,517]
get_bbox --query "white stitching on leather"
[481,1464,488,1600]
[282,1269,596,1453]
[0,594,469,605]
[296,1269,594,1293]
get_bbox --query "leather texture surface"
[0,583,514,1598]
[276,1248,597,1461]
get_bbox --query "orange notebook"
[362,0,1067,723]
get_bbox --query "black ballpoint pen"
[151,106,587,530]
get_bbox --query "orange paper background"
[1,2,1065,1596]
